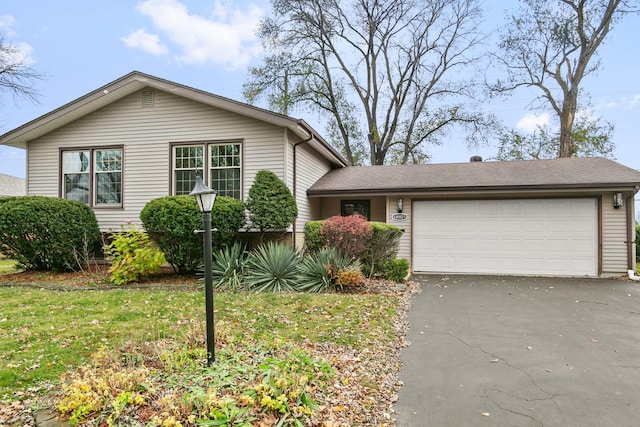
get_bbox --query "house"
[0,173,26,196]
[0,71,347,250]
[1,71,639,278]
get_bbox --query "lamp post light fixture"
[189,173,217,366]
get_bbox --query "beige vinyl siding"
[601,195,628,274]
[388,196,411,263]
[27,88,286,231]
[295,143,333,225]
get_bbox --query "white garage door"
[413,199,597,276]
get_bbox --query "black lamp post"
[189,173,217,366]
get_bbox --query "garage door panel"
[413,199,597,276]
[501,220,523,232]
[478,238,499,250]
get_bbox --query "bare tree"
[244,0,488,165]
[490,0,637,158]
[0,36,42,104]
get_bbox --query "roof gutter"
[291,123,315,249]
[294,120,348,168]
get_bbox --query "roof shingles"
[0,174,26,196]
[308,157,640,195]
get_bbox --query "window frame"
[171,141,243,199]
[341,199,371,220]
[60,146,124,209]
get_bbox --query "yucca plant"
[211,242,248,291]
[246,242,300,292]
[296,247,354,293]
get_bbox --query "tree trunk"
[558,101,575,158]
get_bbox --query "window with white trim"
[62,148,122,206]
[173,145,203,195]
[210,143,241,199]
[172,142,242,199]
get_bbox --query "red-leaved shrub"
[320,215,373,259]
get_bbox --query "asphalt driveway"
[394,275,640,427]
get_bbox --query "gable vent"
[141,89,154,107]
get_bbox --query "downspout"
[292,122,315,249]
[626,187,640,281]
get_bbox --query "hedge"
[140,195,245,274]
[0,196,100,271]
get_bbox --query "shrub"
[363,222,403,278]
[246,170,298,242]
[376,258,410,282]
[56,347,149,425]
[211,241,248,291]
[0,196,100,271]
[246,242,299,292]
[211,196,247,248]
[303,220,324,254]
[320,215,373,260]
[296,247,354,293]
[140,196,201,274]
[335,267,366,289]
[104,227,166,285]
[140,195,245,274]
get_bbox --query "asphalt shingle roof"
[307,157,640,196]
[0,173,25,196]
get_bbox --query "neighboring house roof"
[0,71,348,168]
[0,173,26,196]
[308,157,640,196]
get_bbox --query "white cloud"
[121,29,169,56]
[515,112,550,133]
[125,0,264,68]
[0,15,36,65]
[595,100,619,110]
[0,15,16,36]
[11,42,36,66]
[595,93,640,111]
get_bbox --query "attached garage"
[308,157,640,278]
[412,198,598,276]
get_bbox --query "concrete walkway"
[394,275,640,427]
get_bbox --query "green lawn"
[0,259,19,274]
[0,286,398,399]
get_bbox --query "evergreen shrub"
[140,195,245,274]
[303,220,324,254]
[246,170,297,241]
[0,196,100,271]
[363,222,403,277]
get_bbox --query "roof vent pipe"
[470,155,483,162]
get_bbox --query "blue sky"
[1,0,639,179]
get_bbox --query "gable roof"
[308,157,640,196]
[0,71,348,167]
[0,173,26,196]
